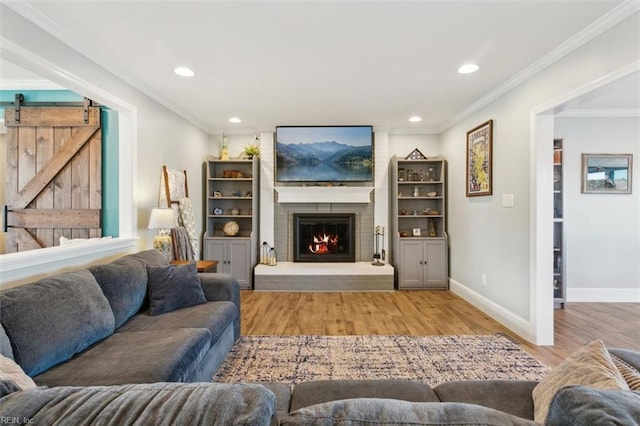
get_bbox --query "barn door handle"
[3,205,8,232]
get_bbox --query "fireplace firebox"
[293,213,356,262]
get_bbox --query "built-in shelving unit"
[391,156,448,289]
[553,139,566,309]
[203,159,258,289]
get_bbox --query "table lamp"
[148,208,175,259]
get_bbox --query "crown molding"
[440,1,640,132]
[555,108,640,118]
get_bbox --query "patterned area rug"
[213,334,550,387]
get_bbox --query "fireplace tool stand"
[372,226,385,266]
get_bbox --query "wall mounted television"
[275,125,373,182]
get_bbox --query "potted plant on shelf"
[241,140,260,159]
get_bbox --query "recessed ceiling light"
[228,117,242,123]
[174,67,195,77]
[458,63,479,74]
[409,116,422,123]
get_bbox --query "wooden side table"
[170,260,218,273]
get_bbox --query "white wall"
[0,5,211,287]
[388,134,440,159]
[439,12,639,342]
[555,117,640,302]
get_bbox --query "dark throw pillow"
[146,263,207,316]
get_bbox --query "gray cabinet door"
[204,240,227,273]
[424,239,447,288]
[228,239,251,288]
[399,239,425,289]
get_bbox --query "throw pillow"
[532,340,629,423]
[0,354,37,391]
[611,353,640,391]
[147,263,207,316]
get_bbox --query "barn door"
[3,102,102,253]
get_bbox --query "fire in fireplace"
[293,213,355,262]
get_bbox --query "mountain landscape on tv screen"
[276,140,372,182]
[276,141,372,166]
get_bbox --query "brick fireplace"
[254,186,393,291]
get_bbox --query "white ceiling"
[2,1,638,134]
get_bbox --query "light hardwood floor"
[240,290,640,367]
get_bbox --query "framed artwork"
[412,228,421,237]
[581,154,632,194]
[466,120,493,197]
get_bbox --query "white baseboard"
[567,287,640,303]
[449,279,535,344]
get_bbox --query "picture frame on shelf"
[466,119,493,197]
[412,228,421,237]
[581,153,632,194]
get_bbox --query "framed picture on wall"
[581,153,633,194]
[466,120,493,197]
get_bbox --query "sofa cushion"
[545,385,640,426]
[34,329,211,387]
[0,354,36,391]
[0,382,277,426]
[434,380,538,420]
[0,270,115,376]
[290,379,439,412]
[146,263,207,316]
[89,250,167,328]
[281,398,537,425]
[117,301,237,343]
[532,340,629,423]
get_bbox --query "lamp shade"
[148,208,175,229]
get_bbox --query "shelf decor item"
[428,219,437,237]
[223,221,239,236]
[220,133,230,161]
[405,148,427,160]
[466,119,493,197]
[581,153,633,194]
[241,140,261,159]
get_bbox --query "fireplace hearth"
[293,213,355,262]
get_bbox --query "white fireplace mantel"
[275,186,374,204]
